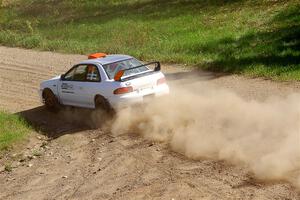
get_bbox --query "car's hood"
[50,75,61,80]
[40,75,61,88]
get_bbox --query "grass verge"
[0,0,299,80]
[0,111,31,152]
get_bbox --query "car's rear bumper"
[109,84,169,109]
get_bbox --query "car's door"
[58,65,88,107]
[58,64,102,108]
[80,64,102,107]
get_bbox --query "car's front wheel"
[43,89,60,112]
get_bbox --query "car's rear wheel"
[43,89,60,112]
[95,95,113,113]
[89,96,115,129]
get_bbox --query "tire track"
[0,91,38,102]
[0,65,52,77]
[0,60,49,110]
[0,81,38,91]
[0,61,54,73]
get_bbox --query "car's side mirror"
[154,62,161,71]
[60,74,65,80]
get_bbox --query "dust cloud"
[111,81,300,188]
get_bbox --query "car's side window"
[73,65,87,81]
[86,65,101,82]
[63,64,100,82]
[64,67,76,81]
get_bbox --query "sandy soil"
[0,46,299,200]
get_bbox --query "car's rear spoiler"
[114,61,161,81]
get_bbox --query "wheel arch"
[94,94,106,105]
[42,88,54,99]
[94,94,113,112]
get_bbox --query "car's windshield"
[103,58,149,79]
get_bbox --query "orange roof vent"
[88,52,107,59]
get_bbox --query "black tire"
[93,96,115,127]
[95,95,112,113]
[43,89,60,112]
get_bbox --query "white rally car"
[39,53,169,111]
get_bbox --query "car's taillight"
[113,86,133,95]
[157,77,166,85]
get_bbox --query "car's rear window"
[103,58,149,79]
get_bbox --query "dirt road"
[0,46,299,200]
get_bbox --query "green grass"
[0,0,299,80]
[0,111,31,151]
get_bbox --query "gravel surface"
[0,46,299,200]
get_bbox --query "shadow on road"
[17,106,106,139]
